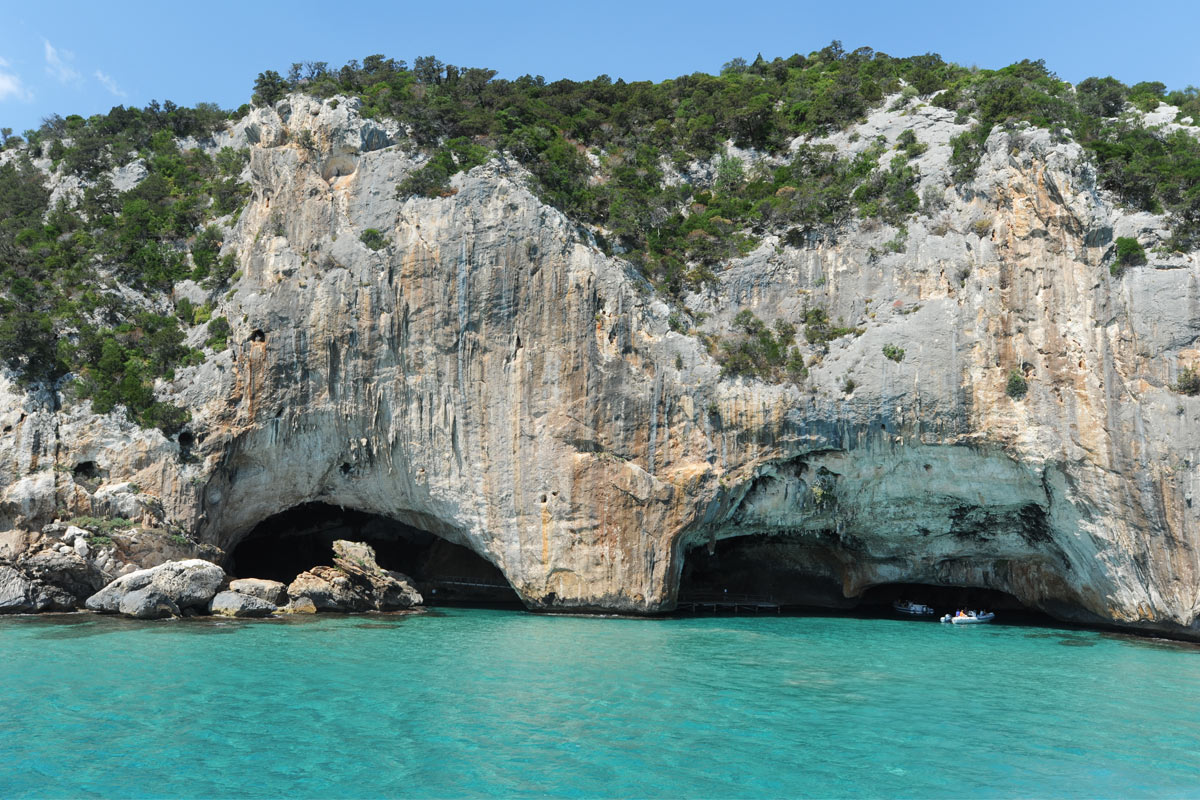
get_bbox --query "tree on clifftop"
[252,71,288,106]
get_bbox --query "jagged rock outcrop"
[86,559,225,618]
[286,540,421,611]
[2,93,1199,637]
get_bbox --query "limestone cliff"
[2,93,1199,638]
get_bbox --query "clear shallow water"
[2,610,1198,799]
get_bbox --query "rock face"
[2,94,1200,637]
[86,560,225,618]
[286,540,422,612]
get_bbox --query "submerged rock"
[209,590,276,618]
[86,559,225,618]
[278,596,317,614]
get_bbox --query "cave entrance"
[228,503,522,607]
[678,533,854,610]
[678,533,1049,621]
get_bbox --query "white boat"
[940,611,995,624]
[892,600,936,616]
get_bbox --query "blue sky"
[1,0,1197,135]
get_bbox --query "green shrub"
[882,343,905,362]
[69,516,134,537]
[713,310,804,382]
[1006,369,1028,399]
[803,307,862,345]
[205,316,231,350]
[1173,366,1200,396]
[360,228,387,250]
[1112,236,1146,276]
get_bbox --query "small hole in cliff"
[178,431,195,449]
[340,462,352,475]
[249,329,266,343]
[2,425,10,433]
[275,406,285,418]
[73,461,100,480]
[924,464,932,472]
[540,494,548,504]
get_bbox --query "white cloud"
[95,70,125,98]
[43,39,80,84]
[0,57,32,102]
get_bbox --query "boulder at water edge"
[286,540,422,612]
[228,578,288,605]
[86,559,225,619]
[208,590,276,618]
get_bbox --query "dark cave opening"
[678,533,1051,622]
[679,533,854,609]
[229,503,522,606]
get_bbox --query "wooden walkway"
[425,576,512,591]
[677,594,781,614]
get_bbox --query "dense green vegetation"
[259,48,1199,286]
[0,102,249,432]
[259,46,968,293]
[937,61,1200,252]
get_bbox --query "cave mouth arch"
[228,503,522,607]
[677,533,1049,621]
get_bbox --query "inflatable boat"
[940,611,995,624]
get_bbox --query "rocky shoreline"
[1,537,421,620]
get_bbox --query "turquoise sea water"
[2,609,1198,799]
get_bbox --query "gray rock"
[208,590,276,618]
[0,566,35,613]
[118,587,180,619]
[86,559,225,615]
[0,564,79,613]
[64,524,89,540]
[228,578,288,605]
[21,549,105,599]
